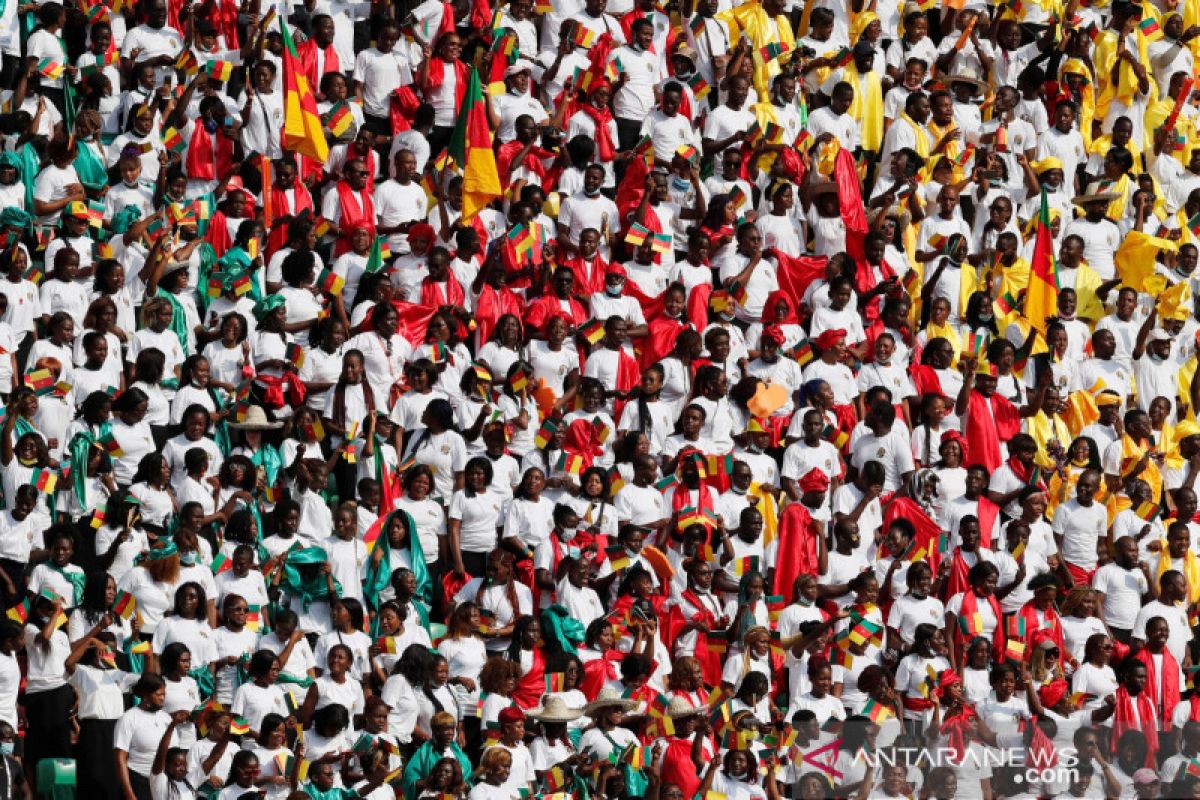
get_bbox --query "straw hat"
[1072,182,1120,205]
[583,688,637,714]
[227,405,283,430]
[526,696,584,723]
[946,66,987,95]
[666,697,707,719]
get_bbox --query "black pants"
[76,719,119,800]
[615,117,643,152]
[127,770,152,800]
[0,559,23,605]
[461,550,489,578]
[427,126,455,159]
[24,685,73,791]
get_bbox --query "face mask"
[625,546,639,559]
[605,284,623,297]
[746,443,763,454]
[584,187,601,198]
[180,551,198,566]
[876,356,891,366]
[560,526,578,542]
[1151,353,1167,363]
[977,313,994,324]
[0,743,13,756]
[203,118,219,134]
[730,484,748,495]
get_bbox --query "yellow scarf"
[900,112,931,159]
[927,120,964,180]
[1156,540,1200,603]
[749,482,779,545]
[1027,411,1073,469]
[1118,433,1163,502]
[845,62,884,152]
[925,321,963,365]
[717,1,796,96]
[1095,28,1155,114]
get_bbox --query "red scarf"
[580,648,624,700]
[297,37,340,89]
[670,478,715,520]
[346,144,377,193]
[1016,602,1066,662]
[909,365,945,399]
[525,295,587,336]
[976,496,1000,549]
[664,589,722,686]
[334,181,376,256]
[1112,686,1159,766]
[939,704,979,764]
[640,316,687,368]
[1135,646,1180,724]
[1188,693,1200,722]
[964,390,1022,472]
[420,273,466,310]
[424,57,469,109]
[855,257,898,323]
[563,417,606,469]
[578,102,617,161]
[266,179,315,257]
[660,736,702,799]
[185,123,234,181]
[512,647,547,708]
[1006,455,1044,489]
[564,254,608,296]
[773,503,820,600]
[204,210,234,257]
[957,589,1005,664]
[943,548,974,600]
[474,285,523,346]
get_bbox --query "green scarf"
[17,144,38,213]
[47,563,85,606]
[279,547,341,611]
[188,665,215,700]
[248,443,283,487]
[362,510,430,611]
[66,432,96,506]
[74,140,107,192]
[301,784,355,800]
[196,241,220,312]
[400,740,473,800]
[540,605,585,656]
[154,287,191,356]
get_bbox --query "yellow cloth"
[1027,411,1073,469]
[1155,538,1200,603]
[1095,29,1153,116]
[749,483,779,545]
[1118,433,1163,502]
[1065,261,1108,322]
[928,120,966,181]
[1061,60,1097,150]
[925,321,963,365]
[844,62,884,153]
[849,10,878,44]
[996,256,1031,304]
[717,1,796,96]
[1180,357,1199,422]
[1062,389,1101,438]
[899,112,931,160]
[1114,230,1178,291]
[1157,280,1192,320]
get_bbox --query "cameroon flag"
[1024,189,1058,333]
[278,19,329,162]
[447,68,501,223]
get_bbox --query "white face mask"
[730,484,748,495]
[605,284,623,297]
[560,526,578,542]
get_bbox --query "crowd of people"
[5,0,1200,796]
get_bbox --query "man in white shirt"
[120,0,184,86]
[240,61,284,160]
[849,401,915,493]
[375,149,429,255]
[637,82,700,164]
[702,75,755,158]
[807,81,858,151]
[351,22,407,133]
[1063,189,1122,281]
[1131,569,1191,666]
[1091,536,1155,642]
[1052,470,1108,586]
[557,167,619,256]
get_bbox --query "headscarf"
[0,207,31,231]
[279,547,342,610]
[253,294,286,322]
[67,432,97,505]
[110,205,142,235]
